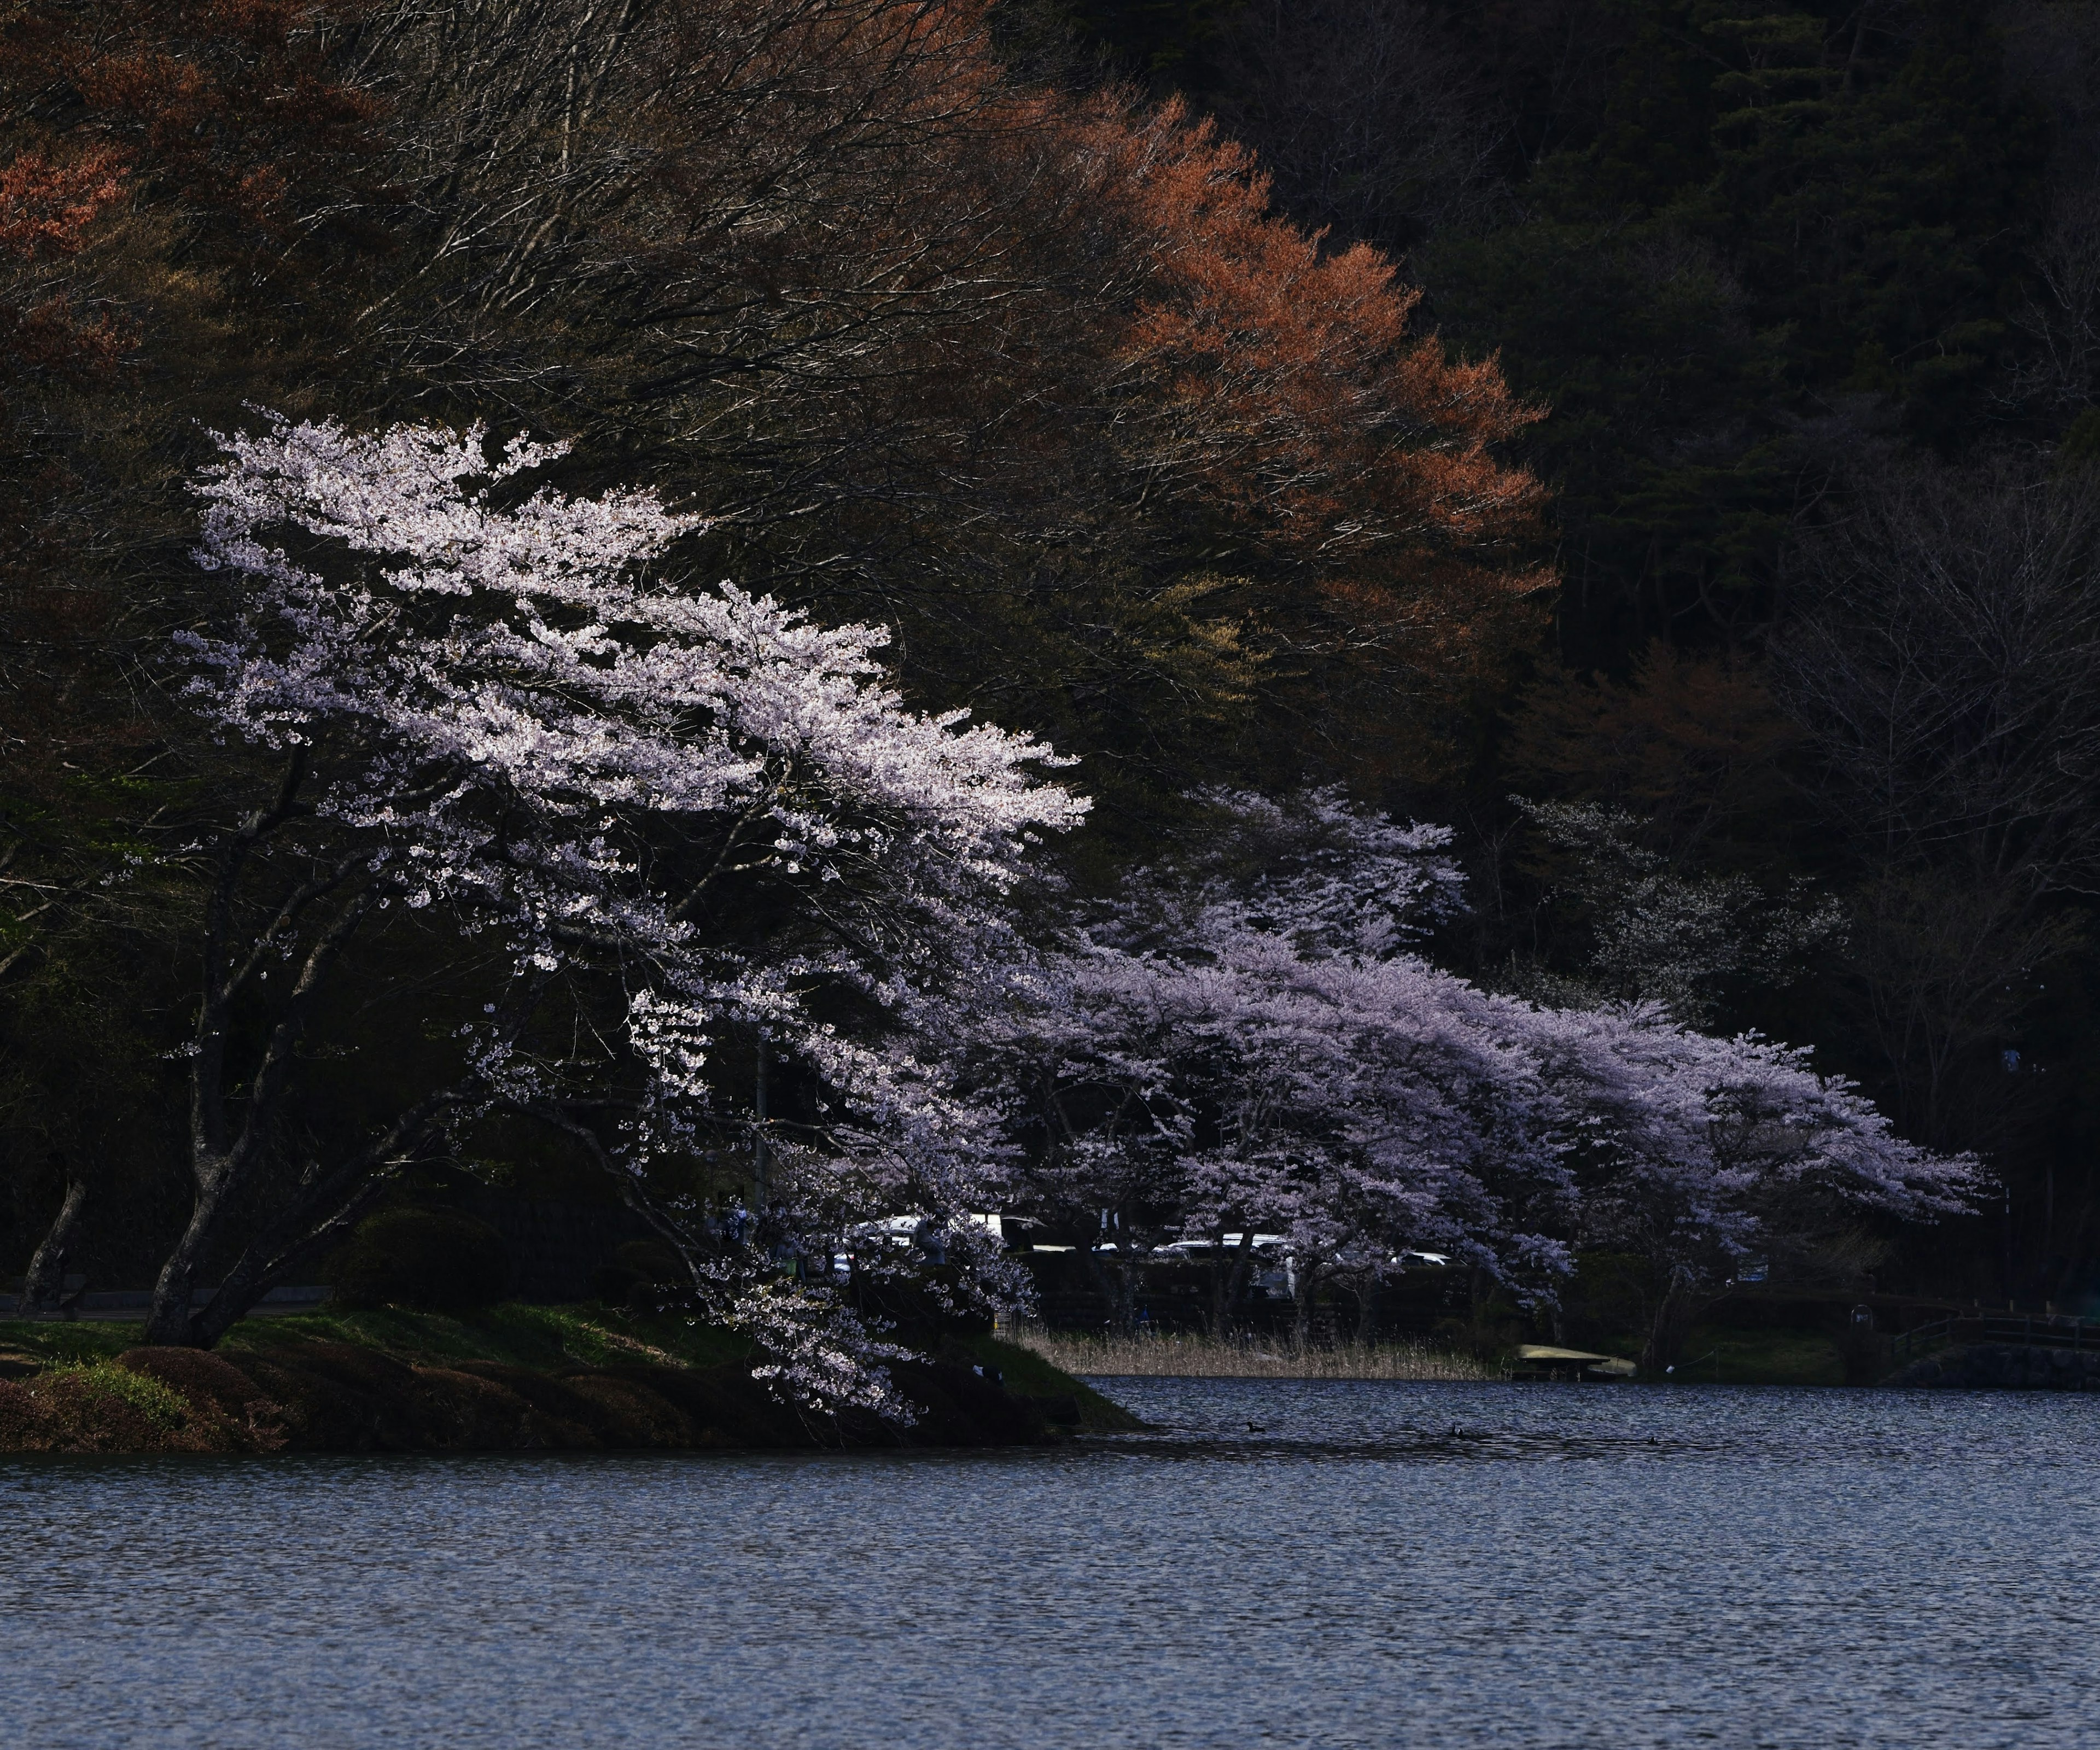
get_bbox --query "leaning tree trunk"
[146,1098,460,1348]
[17,1164,89,1315]
[142,755,475,1348]
[143,1168,234,1346]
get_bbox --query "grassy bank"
[954,1332,1146,1430]
[0,1301,730,1363]
[1011,1325,1492,1381]
[0,1305,1136,1454]
[1653,1327,1846,1387]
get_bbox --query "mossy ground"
[224,1302,762,1372]
[0,1305,1134,1454]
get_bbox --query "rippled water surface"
[4,1379,2097,1748]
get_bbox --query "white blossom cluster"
[1513,798,1847,1025]
[981,790,1978,1321]
[185,412,1085,1414]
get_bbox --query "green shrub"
[331,1209,512,1312]
[61,1361,190,1428]
[0,1362,199,1452]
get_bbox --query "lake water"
[3,1379,2096,1749]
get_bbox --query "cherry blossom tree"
[981,792,1554,1339]
[986,791,1978,1364]
[156,412,1083,1414]
[1523,997,1974,1367]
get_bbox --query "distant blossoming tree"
[983,792,1978,1367]
[156,413,1083,1415]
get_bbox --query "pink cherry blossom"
[979,790,1978,1343]
[164,412,1083,1409]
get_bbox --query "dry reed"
[1007,1323,1491,1381]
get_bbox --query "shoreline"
[0,1305,1140,1456]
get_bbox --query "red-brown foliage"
[0,147,131,384]
[7,1,378,233]
[1071,92,1550,658]
[0,148,125,258]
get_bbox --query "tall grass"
[1007,1323,1492,1381]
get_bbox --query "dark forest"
[6,0,2098,1344]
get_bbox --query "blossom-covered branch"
[153,412,1084,1410]
[981,791,1978,1364]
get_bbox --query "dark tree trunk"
[146,1107,456,1348]
[143,1172,231,1346]
[143,753,480,1348]
[1291,1267,1317,1352]
[1352,1276,1379,1345]
[1079,1245,1138,1334]
[17,1164,89,1316]
[1641,1268,1704,1374]
[1207,1229,1257,1337]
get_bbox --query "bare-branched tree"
[1774,458,2100,1152]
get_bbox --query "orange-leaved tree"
[1069,93,1551,767]
[327,0,1549,795]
